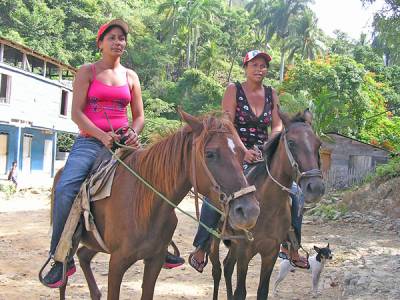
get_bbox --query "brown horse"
[52,110,260,300]
[209,111,325,299]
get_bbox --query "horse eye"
[287,140,296,149]
[205,150,216,159]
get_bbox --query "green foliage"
[307,203,348,220]
[373,156,400,181]
[0,182,17,200]
[0,0,399,153]
[168,69,224,114]
[57,132,76,152]
[283,55,368,135]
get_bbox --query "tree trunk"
[228,0,233,8]
[279,47,285,82]
[186,30,191,68]
[227,56,235,83]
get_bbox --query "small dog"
[273,244,333,295]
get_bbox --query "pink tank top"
[82,64,131,134]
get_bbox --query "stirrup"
[38,255,68,288]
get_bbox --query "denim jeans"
[50,136,105,255]
[290,182,304,244]
[193,180,305,250]
[193,198,221,250]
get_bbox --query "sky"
[310,0,385,40]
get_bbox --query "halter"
[191,128,256,241]
[264,126,323,195]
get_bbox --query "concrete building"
[0,37,78,180]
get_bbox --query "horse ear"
[314,246,321,253]
[304,108,313,125]
[278,108,291,128]
[327,243,330,249]
[177,107,203,134]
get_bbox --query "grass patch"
[0,182,17,200]
[307,202,348,220]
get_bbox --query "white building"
[0,37,78,179]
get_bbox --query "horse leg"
[209,239,221,300]
[257,251,279,300]
[77,246,101,300]
[141,251,166,300]
[233,253,251,300]
[107,252,134,300]
[223,247,237,300]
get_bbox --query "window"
[0,73,11,104]
[60,90,68,116]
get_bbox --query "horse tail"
[50,168,63,226]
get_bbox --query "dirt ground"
[1,187,400,300]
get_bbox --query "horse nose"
[232,198,260,228]
[305,180,325,197]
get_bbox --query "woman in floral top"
[189,50,283,272]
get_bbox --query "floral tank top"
[234,82,273,149]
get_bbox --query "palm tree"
[247,0,312,81]
[285,9,325,63]
[159,0,222,68]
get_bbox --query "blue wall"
[0,124,19,173]
[0,124,55,174]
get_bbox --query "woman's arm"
[125,69,144,148]
[221,83,259,163]
[71,64,117,148]
[270,88,283,138]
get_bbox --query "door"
[22,135,32,174]
[0,134,7,175]
[43,139,53,174]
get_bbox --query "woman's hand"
[244,148,262,163]
[100,132,120,149]
[124,129,141,149]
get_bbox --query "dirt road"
[1,189,400,299]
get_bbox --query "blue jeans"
[50,136,105,255]
[290,182,304,244]
[193,181,305,250]
[193,198,221,250]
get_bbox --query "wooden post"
[43,61,47,77]
[0,43,4,63]
[22,53,28,71]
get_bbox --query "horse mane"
[246,111,307,183]
[124,114,236,229]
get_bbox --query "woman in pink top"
[42,19,145,288]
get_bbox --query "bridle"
[264,125,323,195]
[191,128,256,241]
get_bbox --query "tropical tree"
[285,9,325,63]
[247,0,311,81]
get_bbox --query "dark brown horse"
[209,111,325,299]
[52,111,260,300]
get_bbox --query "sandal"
[189,248,209,273]
[290,257,310,269]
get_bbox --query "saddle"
[53,148,131,262]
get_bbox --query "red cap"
[243,50,272,66]
[96,19,129,47]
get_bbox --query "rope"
[108,149,221,238]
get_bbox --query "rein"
[191,128,256,241]
[104,114,222,239]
